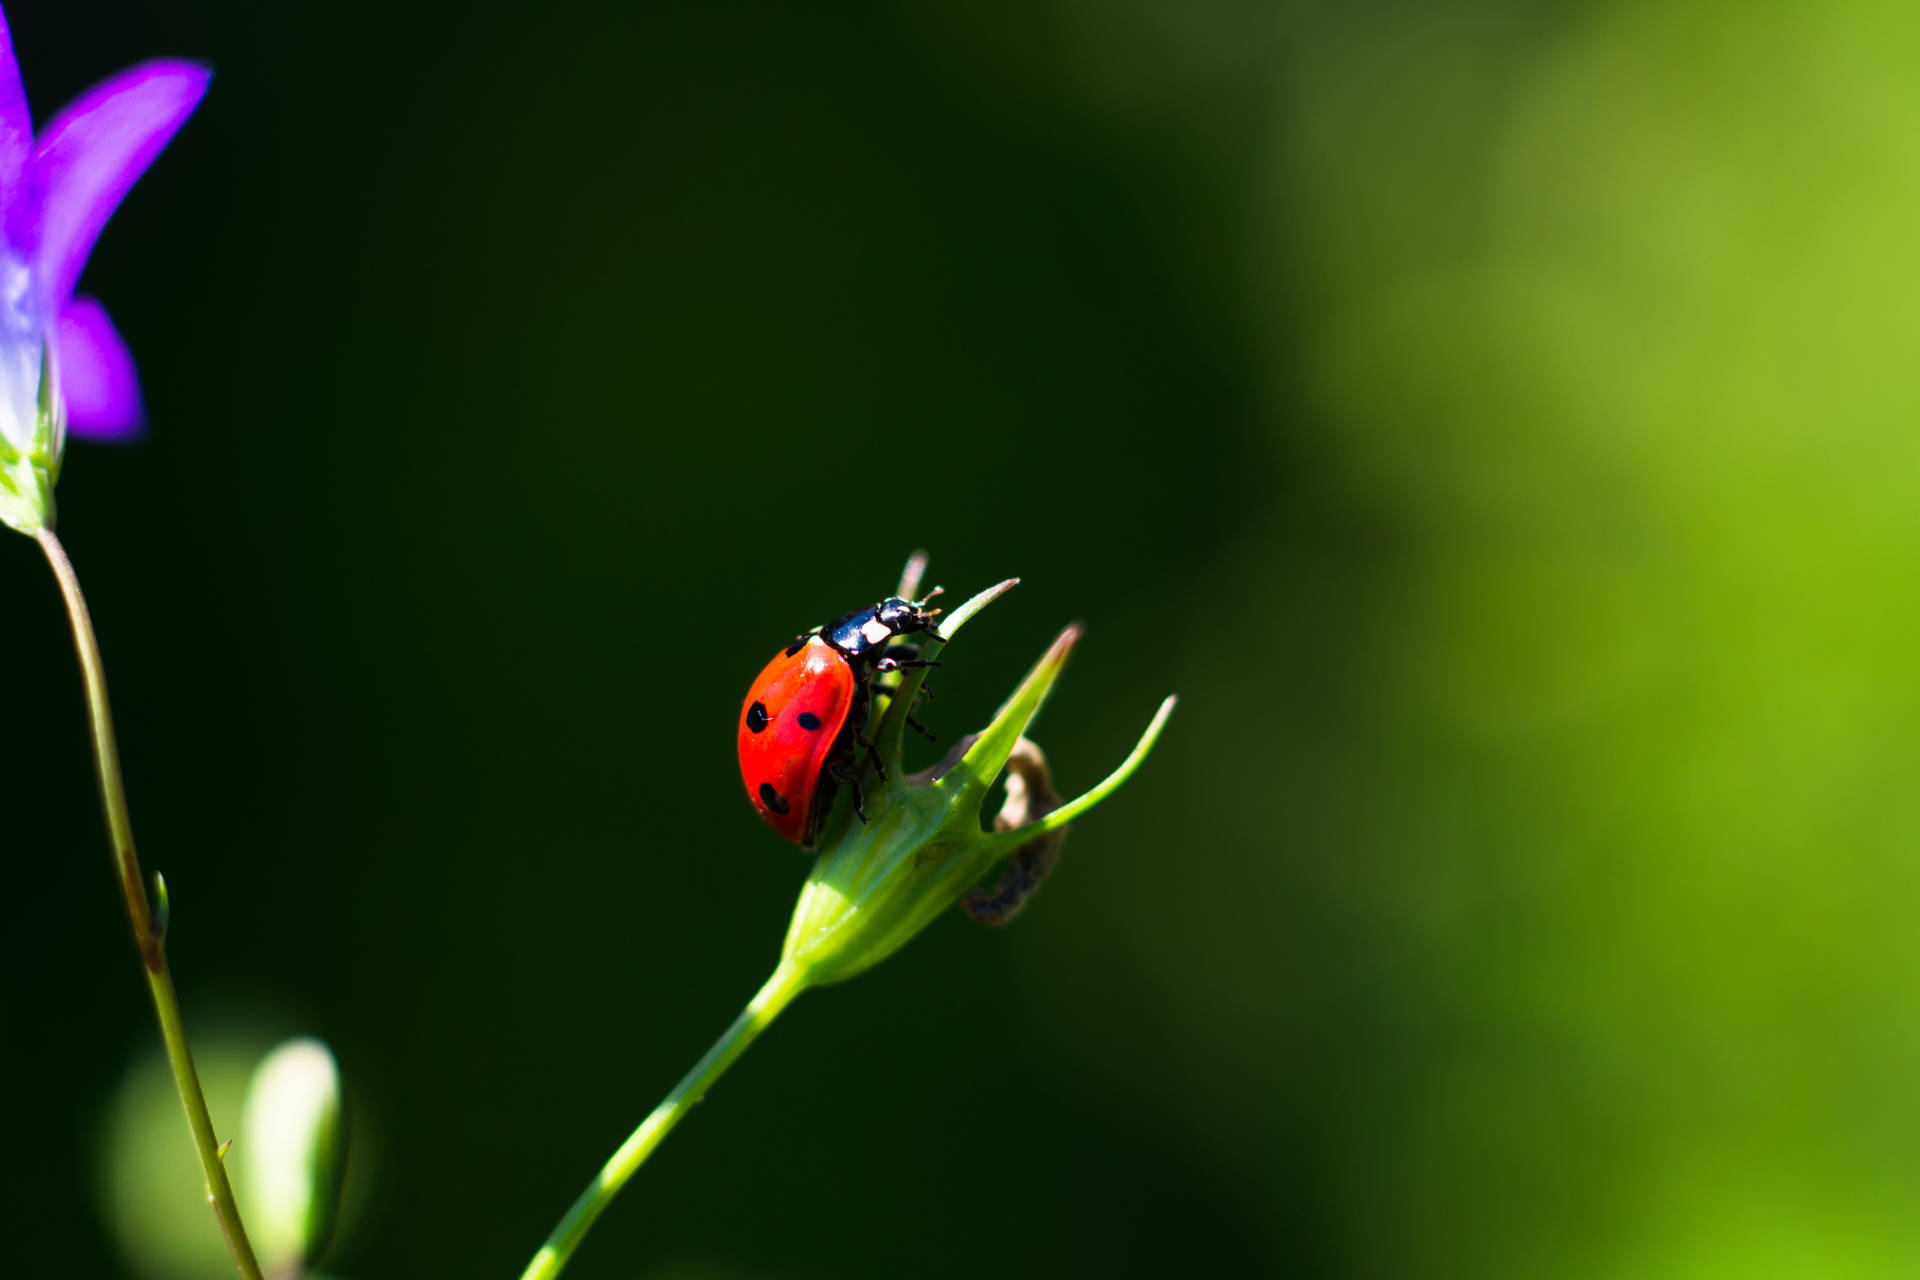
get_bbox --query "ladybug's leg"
[825,756,869,825]
[876,657,942,674]
[878,641,942,676]
[854,733,889,782]
[872,649,935,733]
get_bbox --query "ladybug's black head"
[874,597,927,633]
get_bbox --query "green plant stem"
[37,529,264,1280]
[519,964,808,1280]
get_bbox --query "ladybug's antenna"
[917,584,946,614]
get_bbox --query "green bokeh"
[4,1,1917,1276]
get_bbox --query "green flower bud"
[780,578,1175,986]
[237,1036,347,1274]
[0,346,61,535]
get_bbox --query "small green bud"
[238,1036,348,1273]
[779,577,1175,986]
[0,343,61,535]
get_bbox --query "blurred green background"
[4,0,1918,1276]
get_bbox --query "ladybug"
[738,595,942,847]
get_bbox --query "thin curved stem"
[979,694,1178,861]
[519,964,808,1280]
[37,529,264,1280]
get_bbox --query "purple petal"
[58,295,144,440]
[0,13,31,249]
[34,60,209,309]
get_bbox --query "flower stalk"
[37,528,263,1280]
[518,964,806,1280]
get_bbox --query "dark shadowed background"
[4,2,1918,1277]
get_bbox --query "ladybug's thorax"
[822,596,929,661]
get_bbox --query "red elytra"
[737,636,857,845]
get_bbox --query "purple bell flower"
[0,9,206,532]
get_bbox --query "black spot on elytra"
[746,701,770,733]
[797,711,823,731]
[759,783,791,815]
[784,636,808,658]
